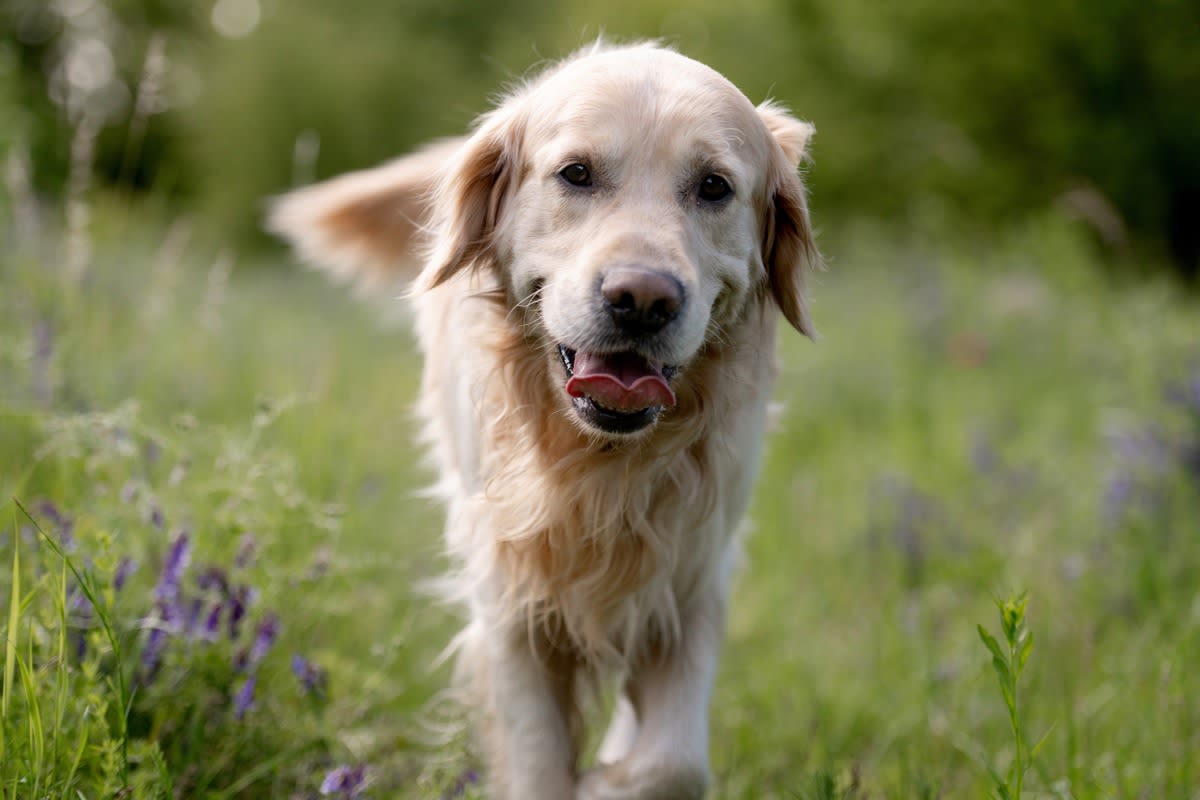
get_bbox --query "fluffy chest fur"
[416,277,778,667]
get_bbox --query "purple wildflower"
[233,674,257,719]
[291,654,329,698]
[155,531,191,603]
[141,623,169,678]
[320,765,367,798]
[249,614,280,666]
[202,601,224,640]
[196,566,230,596]
[113,557,137,591]
[228,584,252,639]
[119,480,139,504]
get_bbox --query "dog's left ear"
[758,101,820,338]
[418,101,527,292]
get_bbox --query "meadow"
[1,194,1198,799]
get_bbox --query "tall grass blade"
[1,514,19,766]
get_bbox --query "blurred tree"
[2,0,1197,277]
[769,0,1200,277]
[0,0,202,191]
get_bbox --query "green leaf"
[978,625,1007,664]
[1018,629,1034,672]
[1030,722,1057,760]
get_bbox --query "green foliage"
[1,403,353,797]
[5,0,1199,273]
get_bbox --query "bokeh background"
[3,0,1199,276]
[2,1,1199,798]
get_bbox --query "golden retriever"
[269,41,819,800]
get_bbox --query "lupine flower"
[197,566,230,596]
[320,765,367,798]
[291,654,329,698]
[141,623,169,677]
[228,585,250,639]
[155,531,191,602]
[113,557,137,591]
[233,674,257,719]
[202,601,223,641]
[249,613,280,666]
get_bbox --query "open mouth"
[558,345,678,434]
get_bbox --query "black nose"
[600,266,684,336]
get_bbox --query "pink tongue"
[566,351,676,412]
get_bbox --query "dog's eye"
[698,174,732,203]
[560,163,592,187]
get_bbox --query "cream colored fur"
[269,41,820,800]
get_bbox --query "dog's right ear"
[417,101,527,292]
[267,138,462,288]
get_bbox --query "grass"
[1,196,1198,798]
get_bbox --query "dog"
[269,41,820,800]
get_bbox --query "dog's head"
[270,43,819,438]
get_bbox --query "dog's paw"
[575,762,709,800]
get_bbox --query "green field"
[2,203,1198,798]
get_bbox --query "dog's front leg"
[577,585,726,800]
[482,623,578,800]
